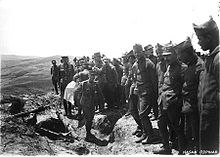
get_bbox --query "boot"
[85,133,96,143]
[142,134,158,144]
[135,133,147,143]
[153,145,172,154]
[132,126,142,135]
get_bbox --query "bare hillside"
[1,55,61,95]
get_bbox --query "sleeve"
[213,53,219,104]
[97,83,105,101]
[148,61,158,98]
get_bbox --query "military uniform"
[59,56,75,116]
[131,57,158,141]
[175,38,204,152]
[59,62,74,96]
[77,76,104,140]
[51,61,60,94]
[157,60,187,154]
[193,17,219,154]
[73,69,90,118]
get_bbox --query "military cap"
[61,56,68,58]
[78,57,85,61]
[93,52,101,58]
[162,42,175,56]
[174,37,193,53]
[133,44,143,52]
[51,60,56,63]
[193,16,218,36]
[144,44,154,51]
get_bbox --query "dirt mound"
[1,92,179,155]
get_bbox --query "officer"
[77,69,105,142]
[153,44,187,154]
[193,16,219,154]
[131,44,158,144]
[175,37,204,153]
[51,60,60,95]
[59,56,75,116]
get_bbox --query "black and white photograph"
[0,0,219,155]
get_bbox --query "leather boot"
[135,133,147,143]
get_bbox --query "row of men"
[50,16,219,154]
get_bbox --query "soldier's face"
[164,53,177,64]
[197,35,210,51]
[134,50,144,60]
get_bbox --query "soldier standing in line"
[131,44,158,144]
[102,57,119,109]
[51,60,60,95]
[59,56,75,116]
[193,17,219,154]
[144,44,157,65]
[73,58,90,119]
[175,37,204,153]
[153,44,187,155]
[112,58,123,105]
[144,44,158,120]
[76,69,105,142]
[93,52,106,111]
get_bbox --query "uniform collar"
[208,45,220,57]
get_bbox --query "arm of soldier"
[113,67,119,85]
[213,53,220,103]
[50,67,53,75]
[148,61,158,98]
[97,83,105,102]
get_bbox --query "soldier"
[122,52,136,116]
[175,37,204,153]
[73,59,90,119]
[193,17,219,154]
[50,60,60,95]
[153,44,187,154]
[131,44,158,144]
[93,52,106,111]
[144,44,158,120]
[113,58,123,105]
[76,69,105,142]
[102,57,119,109]
[59,56,75,116]
[144,44,157,65]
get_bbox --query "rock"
[92,109,125,135]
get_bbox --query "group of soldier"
[50,17,219,155]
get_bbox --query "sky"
[0,0,219,58]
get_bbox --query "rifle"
[2,105,51,121]
[36,127,75,142]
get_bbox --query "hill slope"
[1,55,62,95]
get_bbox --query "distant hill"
[1,55,63,95]
[1,54,39,61]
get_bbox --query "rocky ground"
[0,92,179,155]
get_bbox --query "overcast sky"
[0,0,219,58]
